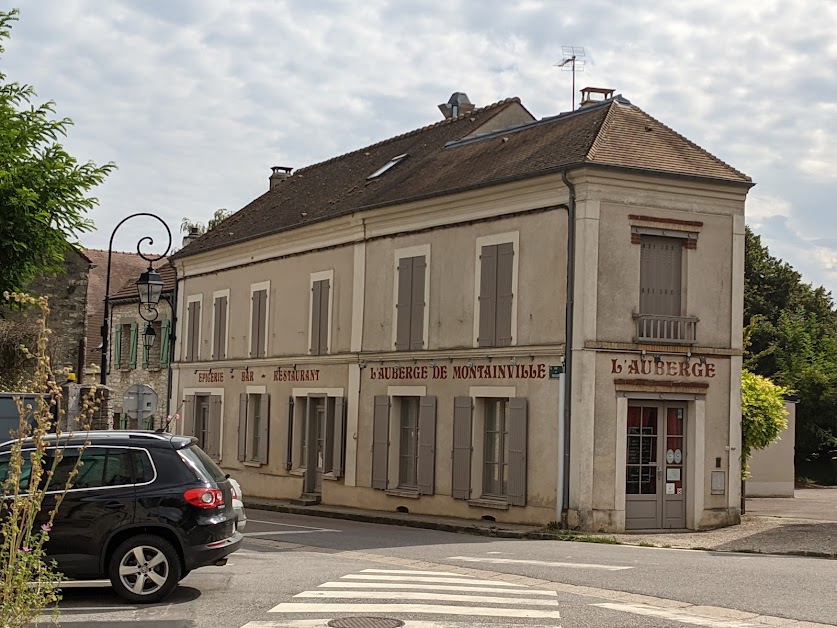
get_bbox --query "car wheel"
[108,534,181,603]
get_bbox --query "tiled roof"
[175,95,751,259]
[110,260,175,300]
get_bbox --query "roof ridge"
[294,97,522,176]
[82,248,144,256]
[632,107,751,182]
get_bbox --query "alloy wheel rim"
[118,545,169,595]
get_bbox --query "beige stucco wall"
[746,401,796,497]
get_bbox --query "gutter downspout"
[560,169,576,527]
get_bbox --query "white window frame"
[211,288,230,361]
[392,244,431,351]
[308,270,334,355]
[385,385,426,491]
[290,387,344,472]
[182,387,225,459]
[248,281,271,358]
[469,386,516,500]
[473,231,519,348]
[185,294,203,362]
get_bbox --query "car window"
[179,445,227,483]
[103,449,133,486]
[51,447,108,490]
[0,452,34,492]
[130,449,154,484]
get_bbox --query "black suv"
[0,431,242,603]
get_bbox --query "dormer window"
[367,154,407,179]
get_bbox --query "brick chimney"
[182,226,201,248]
[579,87,615,107]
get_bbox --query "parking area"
[747,488,837,521]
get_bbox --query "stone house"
[106,263,176,430]
[169,89,752,532]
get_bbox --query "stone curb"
[245,499,532,539]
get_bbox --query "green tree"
[740,369,790,477]
[0,9,115,298]
[180,208,231,236]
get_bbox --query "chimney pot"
[579,87,615,108]
[269,166,293,189]
[438,92,475,119]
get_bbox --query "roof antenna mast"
[555,46,586,110]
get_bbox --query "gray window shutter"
[185,303,193,361]
[410,256,426,351]
[417,395,436,495]
[310,281,322,354]
[496,242,514,347]
[318,280,330,354]
[207,396,222,461]
[332,397,346,478]
[452,396,472,500]
[258,394,270,463]
[238,393,248,462]
[192,301,201,360]
[507,397,528,506]
[395,257,412,351]
[250,291,260,357]
[284,397,294,471]
[258,290,268,357]
[478,245,497,347]
[640,236,682,316]
[212,298,220,360]
[183,395,196,437]
[218,296,227,359]
[372,395,390,489]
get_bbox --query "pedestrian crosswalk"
[241,566,562,627]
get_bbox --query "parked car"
[0,431,243,603]
[228,476,247,532]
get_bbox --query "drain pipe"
[560,169,576,527]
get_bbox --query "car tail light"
[184,488,225,509]
[230,485,238,500]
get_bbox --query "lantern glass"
[142,322,156,352]
[136,267,164,310]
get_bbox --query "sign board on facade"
[368,363,548,381]
[711,470,726,495]
[610,358,716,378]
[549,365,563,379]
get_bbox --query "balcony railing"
[633,313,699,345]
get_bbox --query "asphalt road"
[40,509,837,628]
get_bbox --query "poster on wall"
[666,468,681,481]
[665,483,675,495]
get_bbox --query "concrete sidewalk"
[245,488,837,559]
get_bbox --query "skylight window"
[367,153,408,180]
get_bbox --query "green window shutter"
[160,320,170,367]
[129,322,138,369]
[113,327,122,369]
[141,325,150,369]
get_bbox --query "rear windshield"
[178,445,227,483]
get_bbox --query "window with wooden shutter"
[310,277,331,355]
[640,235,682,316]
[128,322,138,369]
[113,326,122,370]
[284,397,294,471]
[417,396,437,495]
[186,300,201,361]
[213,295,228,360]
[507,397,528,506]
[183,394,196,437]
[250,288,267,358]
[478,242,515,347]
[395,255,427,351]
[332,397,346,478]
[160,319,170,367]
[452,396,473,500]
[207,396,222,461]
[371,395,390,489]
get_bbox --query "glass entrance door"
[625,402,686,529]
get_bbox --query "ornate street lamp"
[100,213,172,385]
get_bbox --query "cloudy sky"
[4,1,837,294]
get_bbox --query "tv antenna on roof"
[555,46,586,110]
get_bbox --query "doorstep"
[243,496,540,538]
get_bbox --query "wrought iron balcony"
[633,313,699,345]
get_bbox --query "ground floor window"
[287,395,346,493]
[398,397,420,489]
[482,398,510,498]
[239,392,269,465]
[183,394,223,461]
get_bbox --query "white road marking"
[360,568,465,576]
[318,581,558,595]
[246,519,338,530]
[295,589,559,606]
[241,529,339,537]
[242,621,491,628]
[594,603,758,627]
[341,574,527,586]
[268,602,562,619]
[447,555,633,571]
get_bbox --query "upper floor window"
[640,235,682,316]
[212,290,229,361]
[249,283,269,358]
[185,296,202,361]
[393,245,430,352]
[309,271,333,356]
[475,233,518,348]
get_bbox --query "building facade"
[106,264,176,430]
[170,91,752,531]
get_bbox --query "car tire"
[108,534,182,603]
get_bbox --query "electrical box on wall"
[711,470,726,495]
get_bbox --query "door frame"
[616,394,705,531]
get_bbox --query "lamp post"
[99,213,172,386]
